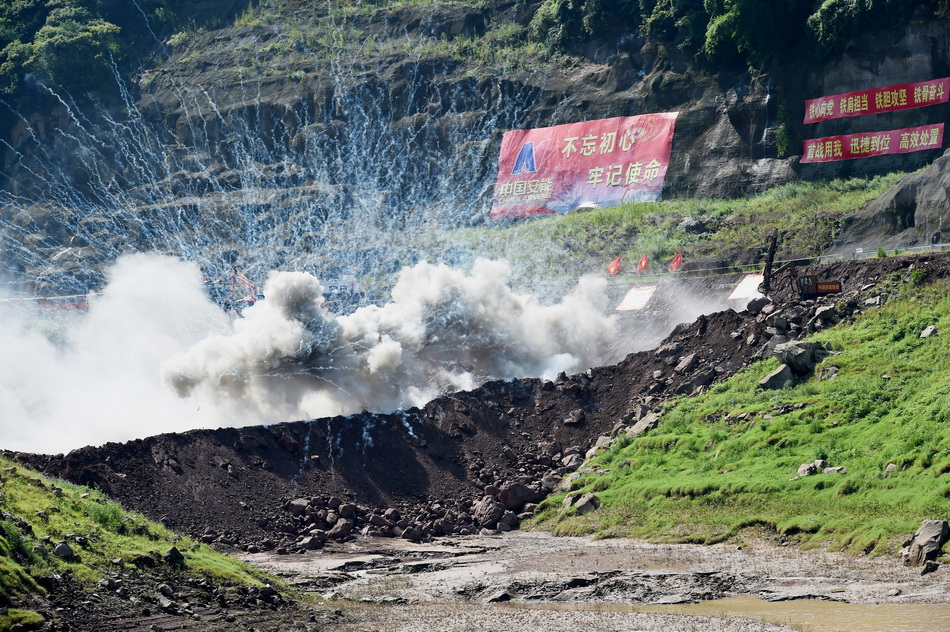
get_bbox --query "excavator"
[759,231,842,299]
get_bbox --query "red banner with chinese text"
[800,123,944,164]
[489,113,678,220]
[804,78,949,124]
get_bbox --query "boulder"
[773,341,824,376]
[655,341,684,358]
[674,353,699,375]
[286,498,310,517]
[746,296,771,315]
[920,325,938,338]
[561,453,584,469]
[563,409,586,426]
[797,462,818,477]
[623,403,652,423]
[900,520,950,567]
[759,364,794,390]
[499,511,519,527]
[53,542,74,559]
[573,493,601,515]
[498,482,542,512]
[163,546,185,565]
[626,412,660,438]
[585,435,614,459]
[472,496,505,528]
[303,530,327,548]
[368,514,393,528]
[327,519,354,540]
[675,366,717,394]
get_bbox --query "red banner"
[801,123,944,164]
[489,113,678,220]
[804,78,949,124]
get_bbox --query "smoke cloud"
[163,257,615,422]
[0,254,615,454]
[0,253,237,453]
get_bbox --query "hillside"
[2,2,950,629]
[0,455,330,631]
[1,1,949,295]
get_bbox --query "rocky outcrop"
[830,148,950,255]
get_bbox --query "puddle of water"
[637,595,950,632]
[503,596,950,632]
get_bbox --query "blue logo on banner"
[511,142,537,174]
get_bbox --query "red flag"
[607,256,622,276]
[636,254,649,275]
[669,251,683,272]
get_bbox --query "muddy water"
[243,532,950,632]
[636,595,950,632]
[517,596,950,632]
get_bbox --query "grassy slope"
[535,275,950,556]
[417,174,906,287]
[0,456,274,630]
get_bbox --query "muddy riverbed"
[241,531,950,631]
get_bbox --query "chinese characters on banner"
[490,113,678,220]
[801,123,944,164]
[804,77,949,124]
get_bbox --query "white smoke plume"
[0,253,236,453]
[163,257,616,422]
[0,254,615,453]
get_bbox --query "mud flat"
[241,531,950,631]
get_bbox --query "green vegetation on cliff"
[531,0,950,67]
[535,275,950,556]
[4,0,950,98]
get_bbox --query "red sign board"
[804,78,949,124]
[489,113,678,220]
[801,123,944,164]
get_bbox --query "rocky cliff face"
[1,2,948,292]
[830,147,950,254]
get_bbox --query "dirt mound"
[10,252,950,554]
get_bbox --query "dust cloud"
[0,255,615,453]
[163,257,616,424]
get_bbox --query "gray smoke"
[163,257,616,421]
[0,254,615,453]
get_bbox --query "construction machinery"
[760,231,842,299]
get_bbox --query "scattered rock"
[920,325,938,338]
[53,541,75,559]
[625,412,660,438]
[797,462,818,477]
[900,520,950,567]
[163,547,185,565]
[573,493,601,515]
[563,409,586,426]
[759,364,794,390]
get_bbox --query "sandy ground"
[241,531,950,632]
